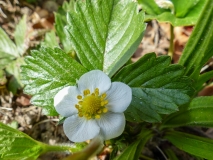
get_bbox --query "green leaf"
[62,0,75,12]
[164,149,178,160]
[115,130,153,160]
[162,96,213,128]
[5,57,25,94]
[41,30,59,49]
[0,69,7,85]
[196,70,213,91]
[0,122,73,160]
[7,121,18,129]
[14,15,27,56]
[55,0,75,53]
[178,0,213,80]
[138,0,206,26]
[21,47,87,115]
[113,53,194,122]
[0,52,15,69]
[164,131,213,159]
[0,28,18,58]
[55,11,73,53]
[0,122,45,159]
[65,0,146,77]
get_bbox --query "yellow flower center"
[75,88,108,119]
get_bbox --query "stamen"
[75,104,79,109]
[102,93,107,99]
[78,113,83,117]
[95,88,99,96]
[86,114,91,120]
[78,101,83,105]
[83,89,90,96]
[103,108,108,113]
[101,101,105,106]
[104,100,108,105]
[77,95,82,99]
[95,115,100,119]
[101,100,108,106]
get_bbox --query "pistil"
[75,88,108,119]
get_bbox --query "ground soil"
[1,0,213,160]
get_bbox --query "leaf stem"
[41,142,88,155]
[139,154,155,160]
[62,136,104,160]
[43,144,72,153]
[168,24,174,59]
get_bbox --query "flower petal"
[78,70,111,94]
[63,115,100,142]
[105,82,132,113]
[54,86,80,117]
[97,112,125,140]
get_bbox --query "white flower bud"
[155,0,174,14]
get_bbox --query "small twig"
[6,0,12,7]
[32,119,59,128]
[0,107,13,111]
[156,145,168,160]
[14,0,19,5]
[168,24,174,59]
[21,106,37,112]
[0,7,7,18]
[36,107,42,122]
[0,1,7,6]
[153,20,160,48]
[201,61,213,73]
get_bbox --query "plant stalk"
[43,144,72,153]
[168,24,174,59]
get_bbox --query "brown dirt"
[1,0,213,160]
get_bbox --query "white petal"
[54,86,80,117]
[105,82,132,113]
[78,70,111,94]
[97,112,125,140]
[63,115,100,142]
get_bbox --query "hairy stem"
[168,24,174,59]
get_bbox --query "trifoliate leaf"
[0,28,18,58]
[55,0,75,53]
[21,47,87,115]
[5,57,25,94]
[139,0,206,26]
[55,12,73,53]
[0,16,27,70]
[113,53,194,122]
[65,0,146,77]
[0,52,15,70]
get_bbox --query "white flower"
[54,70,132,142]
